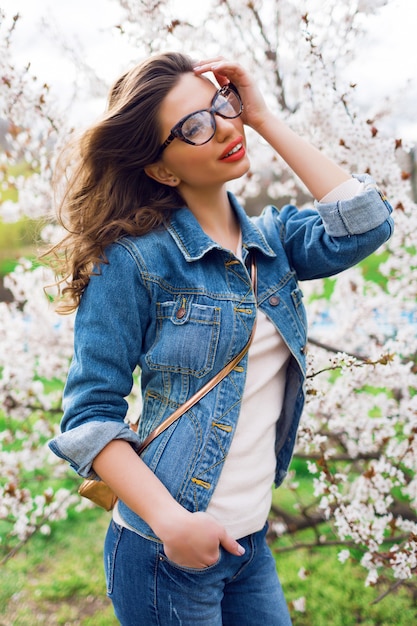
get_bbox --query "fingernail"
[237,544,245,555]
[193,65,202,70]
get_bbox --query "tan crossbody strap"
[137,255,257,456]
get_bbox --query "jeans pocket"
[104,520,124,596]
[158,546,222,574]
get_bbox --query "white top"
[206,309,290,537]
[113,178,364,538]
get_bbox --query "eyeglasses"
[159,84,243,154]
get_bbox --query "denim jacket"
[49,174,393,540]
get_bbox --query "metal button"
[176,307,186,319]
[269,296,280,306]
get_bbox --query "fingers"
[193,58,230,87]
[162,511,245,569]
[193,56,225,73]
[219,528,246,557]
[193,58,249,89]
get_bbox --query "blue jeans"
[104,520,292,625]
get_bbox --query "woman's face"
[158,73,250,193]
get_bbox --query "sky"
[1,0,416,141]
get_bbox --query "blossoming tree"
[1,0,416,596]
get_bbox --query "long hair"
[48,52,194,313]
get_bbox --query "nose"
[214,114,236,140]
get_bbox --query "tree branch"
[308,335,368,361]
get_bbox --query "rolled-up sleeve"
[314,174,393,237]
[49,420,142,478]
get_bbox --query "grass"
[0,507,117,626]
[0,394,415,625]
[271,537,417,626]
[0,219,42,277]
[1,490,416,626]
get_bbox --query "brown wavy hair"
[47,52,194,314]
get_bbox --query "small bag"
[78,477,118,511]
[78,256,257,510]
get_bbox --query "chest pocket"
[145,298,221,378]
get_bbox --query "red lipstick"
[220,137,246,162]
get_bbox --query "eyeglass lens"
[181,87,242,145]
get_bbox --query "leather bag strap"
[136,255,257,455]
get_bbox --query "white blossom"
[338,549,351,564]
[292,597,307,613]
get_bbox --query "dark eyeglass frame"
[158,83,243,155]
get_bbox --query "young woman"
[48,52,393,625]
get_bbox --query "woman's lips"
[220,138,246,162]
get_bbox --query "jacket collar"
[167,192,276,262]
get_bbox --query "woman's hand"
[193,57,269,133]
[159,509,245,569]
